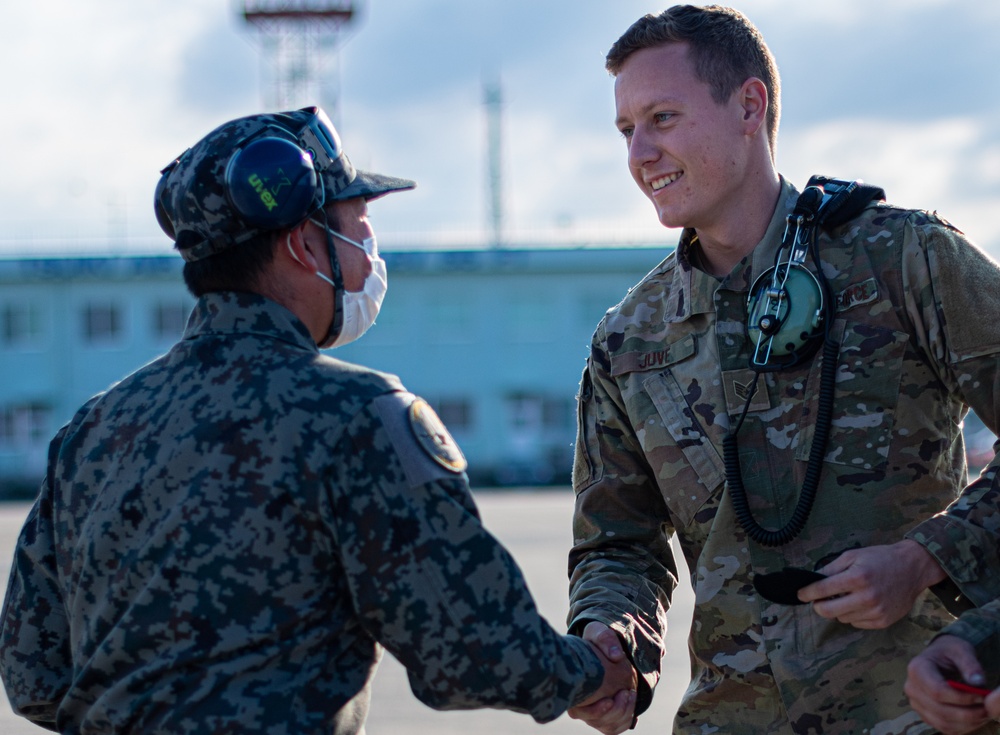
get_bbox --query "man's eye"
[619,128,634,140]
[654,112,673,123]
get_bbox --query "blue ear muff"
[224,137,321,230]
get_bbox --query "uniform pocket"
[573,369,603,488]
[794,320,908,471]
[643,370,724,528]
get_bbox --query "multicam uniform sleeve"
[567,322,677,711]
[899,213,1000,608]
[326,391,604,724]
[0,430,72,731]
[938,598,1000,678]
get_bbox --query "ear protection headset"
[728,176,886,547]
[223,136,323,230]
[746,185,830,371]
[223,109,344,230]
[155,108,345,247]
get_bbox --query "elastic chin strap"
[313,209,345,349]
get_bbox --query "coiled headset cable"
[723,178,877,547]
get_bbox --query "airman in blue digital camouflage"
[565,5,1000,735]
[0,105,636,733]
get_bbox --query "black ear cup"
[224,137,321,230]
[153,169,176,240]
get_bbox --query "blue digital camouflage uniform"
[569,177,1000,734]
[0,291,604,734]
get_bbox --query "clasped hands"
[570,621,638,735]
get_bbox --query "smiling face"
[614,42,761,236]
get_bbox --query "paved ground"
[0,491,694,734]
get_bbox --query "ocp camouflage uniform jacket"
[0,291,604,734]
[569,177,1000,734]
[943,598,1000,685]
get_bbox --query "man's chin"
[655,208,686,231]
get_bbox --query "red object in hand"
[947,679,992,697]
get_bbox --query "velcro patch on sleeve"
[408,398,468,473]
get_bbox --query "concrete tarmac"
[0,491,694,734]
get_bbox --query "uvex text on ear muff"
[224,136,323,230]
[154,108,349,247]
[220,109,346,231]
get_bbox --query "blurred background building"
[0,245,662,495]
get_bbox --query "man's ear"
[284,221,321,271]
[738,77,768,137]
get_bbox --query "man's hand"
[986,688,1000,721]
[569,622,637,735]
[797,539,946,628]
[904,635,992,735]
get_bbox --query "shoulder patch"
[408,399,468,473]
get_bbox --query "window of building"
[83,301,123,344]
[0,403,50,448]
[504,394,575,434]
[435,398,473,432]
[1,302,44,348]
[542,397,573,431]
[152,301,190,342]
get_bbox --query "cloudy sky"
[1,0,997,257]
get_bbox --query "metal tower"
[484,78,505,249]
[240,1,358,120]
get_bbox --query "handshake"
[571,621,641,735]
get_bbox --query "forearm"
[908,470,1000,610]
[333,418,605,724]
[940,599,1000,682]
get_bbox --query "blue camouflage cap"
[154,106,416,263]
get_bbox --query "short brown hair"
[181,209,342,297]
[606,5,780,159]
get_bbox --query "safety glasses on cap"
[296,108,342,173]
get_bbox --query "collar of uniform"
[662,230,717,322]
[183,291,319,353]
[663,178,798,321]
[727,176,801,294]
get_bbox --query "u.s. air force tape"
[408,398,468,473]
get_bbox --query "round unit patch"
[408,398,468,473]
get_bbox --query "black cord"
[726,224,840,547]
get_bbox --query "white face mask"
[296,220,388,348]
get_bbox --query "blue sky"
[1,0,997,256]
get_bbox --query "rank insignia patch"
[408,399,468,473]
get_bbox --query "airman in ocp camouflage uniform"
[0,106,635,733]
[565,6,1000,735]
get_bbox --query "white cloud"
[778,116,1000,257]
[0,0,995,257]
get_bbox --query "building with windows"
[0,245,666,495]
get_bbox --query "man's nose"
[627,126,659,170]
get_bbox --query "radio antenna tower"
[484,77,505,249]
[240,1,358,121]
